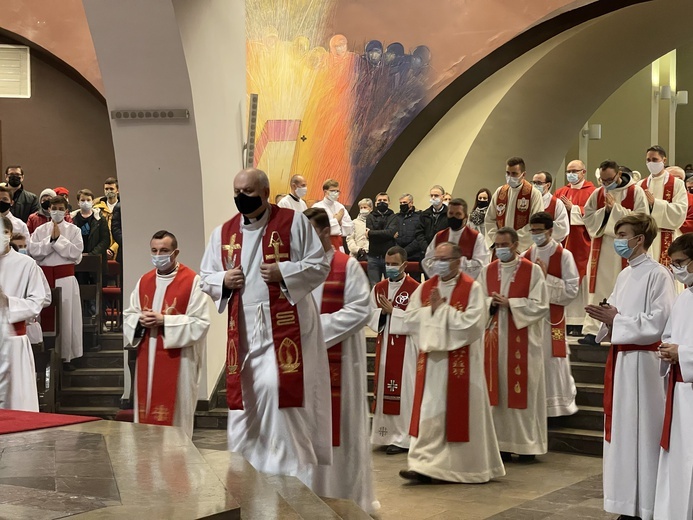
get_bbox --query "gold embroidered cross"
[223,233,241,268]
[266,231,289,261]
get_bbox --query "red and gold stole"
[321,251,350,446]
[409,273,474,442]
[435,226,478,260]
[372,275,420,415]
[136,264,196,426]
[642,174,676,267]
[484,257,534,409]
[221,205,304,410]
[588,185,636,294]
[496,180,533,230]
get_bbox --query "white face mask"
[671,263,693,285]
[50,210,65,223]
[531,232,549,247]
[646,161,665,176]
[295,187,308,198]
[151,253,174,270]
[430,197,443,207]
[506,175,522,189]
[327,191,340,202]
[79,201,93,211]
[0,234,9,252]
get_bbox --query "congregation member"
[555,160,596,335]
[422,198,489,280]
[367,246,419,455]
[415,185,449,266]
[5,166,38,223]
[304,207,377,514]
[346,198,370,260]
[584,214,675,520]
[123,230,210,438]
[72,189,111,262]
[442,192,453,205]
[93,177,121,260]
[277,174,308,212]
[522,212,579,417]
[29,196,84,371]
[655,233,693,520]
[485,157,544,252]
[312,178,353,252]
[54,187,72,213]
[400,242,505,483]
[0,186,29,241]
[199,168,332,485]
[532,171,569,242]
[0,216,50,411]
[366,192,397,285]
[28,188,73,234]
[581,160,648,346]
[637,146,687,269]
[479,226,549,462]
[393,194,422,278]
[468,188,491,235]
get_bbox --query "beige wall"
[676,41,693,167]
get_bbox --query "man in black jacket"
[415,185,449,272]
[394,193,422,278]
[366,192,397,285]
[5,166,39,223]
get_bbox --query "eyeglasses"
[532,181,546,186]
[671,258,693,269]
[565,170,584,174]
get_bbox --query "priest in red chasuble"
[479,226,549,462]
[400,242,505,484]
[199,169,332,486]
[123,230,210,438]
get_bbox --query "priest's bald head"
[234,168,270,218]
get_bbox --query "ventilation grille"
[0,45,30,99]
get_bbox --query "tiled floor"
[191,430,616,520]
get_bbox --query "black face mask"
[376,202,388,212]
[0,201,11,214]
[476,200,489,209]
[448,216,464,231]
[399,203,409,213]
[234,192,264,215]
[41,200,51,210]
[7,175,21,188]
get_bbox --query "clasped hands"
[223,263,283,290]
[658,343,679,364]
[139,310,164,329]
[584,303,618,326]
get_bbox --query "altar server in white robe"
[637,146,687,269]
[581,160,648,345]
[0,216,50,411]
[277,174,308,213]
[479,226,550,461]
[367,245,419,454]
[399,242,504,483]
[199,169,332,484]
[28,196,83,368]
[532,171,570,242]
[302,207,378,514]
[585,214,675,520]
[123,230,210,438]
[522,212,579,417]
[653,233,693,520]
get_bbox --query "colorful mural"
[246,0,432,206]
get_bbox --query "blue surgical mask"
[506,175,522,189]
[613,236,639,259]
[151,253,173,270]
[604,177,620,191]
[429,259,453,278]
[385,265,402,281]
[496,247,514,262]
[18,248,27,255]
[566,173,579,184]
[531,233,548,247]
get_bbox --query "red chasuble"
[642,174,676,267]
[221,205,304,410]
[372,275,420,415]
[136,264,196,426]
[483,257,534,408]
[434,226,478,260]
[588,186,636,294]
[496,180,533,230]
[321,251,350,446]
[524,244,567,357]
[409,273,474,442]
[555,182,596,280]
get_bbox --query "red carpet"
[0,409,101,435]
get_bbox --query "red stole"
[484,258,534,408]
[372,275,420,415]
[39,264,76,333]
[603,342,660,442]
[588,186,636,294]
[409,274,474,442]
[642,174,676,267]
[545,195,557,217]
[555,182,596,281]
[496,180,533,230]
[660,363,685,451]
[136,264,196,427]
[321,251,350,446]
[526,244,567,357]
[434,226,478,261]
[221,205,304,410]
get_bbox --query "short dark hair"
[104,177,118,187]
[303,207,330,232]
[646,145,667,158]
[50,196,67,208]
[1,216,11,233]
[536,171,553,186]
[10,232,24,242]
[496,226,519,244]
[386,245,408,263]
[322,179,339,191]
[77,188,94,200]
[375,192,389,199]
[151,230,178,249]
[448,197,468,215]
[530,211,554,229]
[5,166,23,175]
[600,160,620,173]
[669,233,693,259]
[506,156,526,172]
[614,214,658,249]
